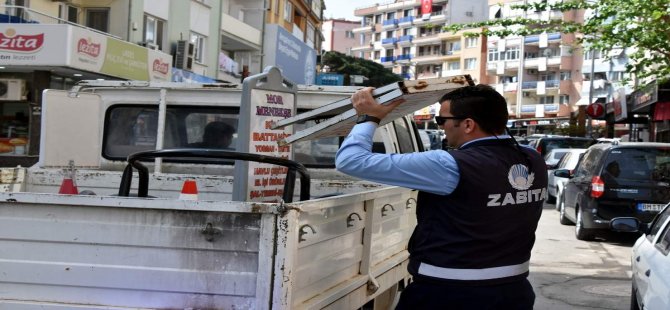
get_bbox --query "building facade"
[322,19,359,55]
[351,0,489,82]
[0,0,323,165]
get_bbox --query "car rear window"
[601,148,670,182]
[542,139,594,154]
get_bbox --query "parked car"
[611,203,670,310]
[533,136,596,158]
[548,148,587,206]
[555,142,670,240]
[543,148,575,203]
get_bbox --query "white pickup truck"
[0,68,470,309]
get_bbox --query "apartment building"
[0,0,322,163]
[351,0,489,83]
[322,19,359,55]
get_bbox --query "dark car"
[532,136,596,158]
[556,142,670,240]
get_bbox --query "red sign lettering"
[152,59,169,74]
[77,38,101,57]
[0,29,44,52]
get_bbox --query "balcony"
[413,32,442,45]
[381,56,395,63]
[351,43,374,52]
[489,60,521,75]
[397,35,413,46]
[413,11,447,25]
[522,80,560,90]
[382,18,398,29]
[221,12,262,50]
[352,24,375,33]
[524,33,561,45]
[381,37,397,47]
[524,56,562,69]
[395,54,412,64]
[398,16,414,26]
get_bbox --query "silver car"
[549,148,586,208]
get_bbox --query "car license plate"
[637,203,665,212]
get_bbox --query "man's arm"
[335,88,460,195]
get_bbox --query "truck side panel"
[289,187,416,309]
[0,195,273,309]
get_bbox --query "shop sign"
[613,87,628,122]
[632,80,658,111]
[0,25,67,65]
[586,102,605,118]
[0,24,172,81]
[263,24,316,85]
[316,73,344,86]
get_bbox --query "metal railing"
[0,5,121,39]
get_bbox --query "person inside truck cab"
[188,121,235,149]
[336,84,547,309]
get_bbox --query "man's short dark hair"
[203,121,235,143]
[439,84,508,135]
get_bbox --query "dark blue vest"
[408,138,547,285]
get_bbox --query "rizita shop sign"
[263,24,316,85]
[0,24,172,81]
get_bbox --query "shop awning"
[653,102,670,121]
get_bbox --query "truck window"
[393,117,416,153]
[103,105,239,160]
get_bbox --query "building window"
[273,0,280,15]
[374,32,381,41]
[584,49,602,60]
[465,37,478,48]
[447,41,461,52]
[402,47,410,55]
[386,30,394,38]
[559,95,570,105]
[488,48,499,62]
[610,71,626,81]
[560,71,571,80]
[143,14,165,49]
[306,22,316,48]
[447,61,460,70]
[374,14,382,24]
[86,8,109,33]
[403,28,410,36]
[345,30,355,39]
[190,32,206,63]
[385,49,394,57]
[504,47,519,60]
[284,1,293,22]
[58,4,79,23]
[386,12,395,20]
[540,96,555,104]
[374,50,380,59]
[464,58,477,70]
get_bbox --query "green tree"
[446,0,670,82]
[321,51,402,87]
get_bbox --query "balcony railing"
[524,33,561,44]
[0,5,120,39]
[398,16,414,24]
[381,56,395,62]
[396,54,412,62]
[397,35,413,45]
[521,80,560,89]
[381,37,397,45]
[382,19,398,28]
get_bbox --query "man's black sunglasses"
[435,116,466,125]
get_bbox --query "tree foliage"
[321,51,402,87]
[446,0,670,83]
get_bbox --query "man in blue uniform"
[336,84,547,309]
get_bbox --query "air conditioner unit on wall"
[527,69,538,75]
[0,79,25,101]
[174,40,194,71]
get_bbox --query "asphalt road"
[530,202,638,310]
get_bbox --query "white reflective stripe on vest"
[418,261,530,281]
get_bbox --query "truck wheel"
[575,206,595,241]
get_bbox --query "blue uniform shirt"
[335,122,513,195]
